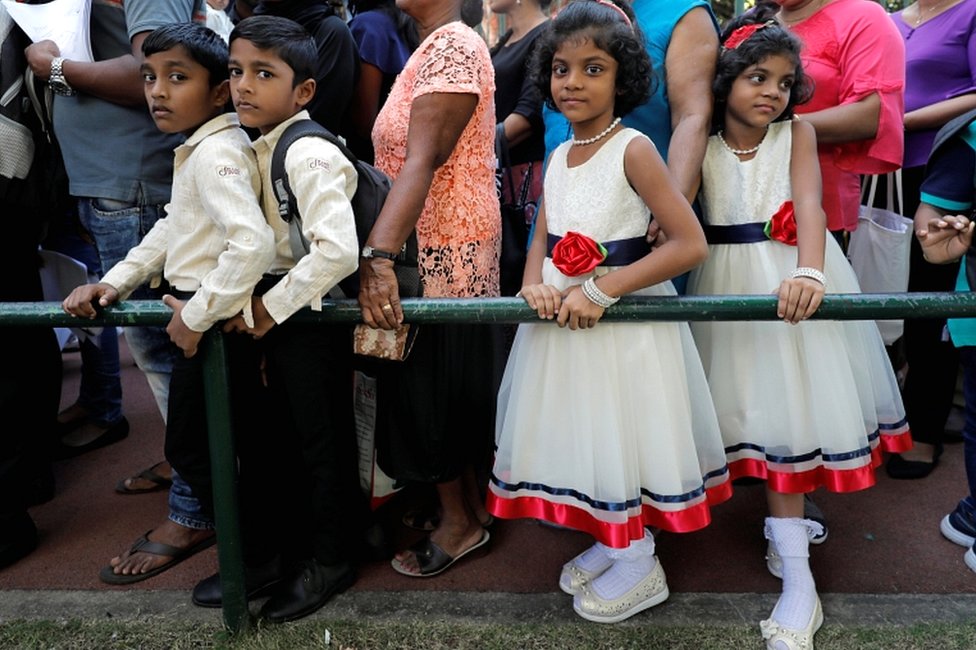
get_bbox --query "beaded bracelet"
[581,277,619,308]
[791,267,826,287]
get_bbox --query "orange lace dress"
[372,21,501,298]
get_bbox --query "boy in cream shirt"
[62,23,276,586]
[221,15,373,624]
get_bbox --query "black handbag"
[495,124,537,297]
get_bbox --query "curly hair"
[530,0,653,118]
[712,5,813,130]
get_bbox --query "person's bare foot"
[393,519,484,575]
[108,520,213,577]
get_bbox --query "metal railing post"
[200,330,250,633]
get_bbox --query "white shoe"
[965,547,976,574]
[559,546,613,595]
[759,597,823,650]
[572,557,669,623]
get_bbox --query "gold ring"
[382,304,393,311]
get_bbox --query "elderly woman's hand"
[358,257,403,330]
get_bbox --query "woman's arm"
[359,91,479,329]
[664,6,718,202]
[350,62,385,142]
[799,92,880,144]
[905,94,976,132]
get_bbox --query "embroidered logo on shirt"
[308,158,331,172]
[217,165,241,177]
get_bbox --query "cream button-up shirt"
[252,111,359,324]
[102,113,275,332]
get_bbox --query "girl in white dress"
[686,11,911,649]
[487,0,732,624]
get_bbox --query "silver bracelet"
[581,277,619,308]
[791,267,826,287]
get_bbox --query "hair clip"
[593,0,632,27]
[722,19,776,51]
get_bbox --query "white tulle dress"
[687,120,911,494]
[487,128,732,548]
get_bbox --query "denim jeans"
[43,209,124,426]
[77,198,178,416]
[77,197,209,528]
[957,347,976,506]
[169,469,214,531]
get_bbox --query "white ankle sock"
[591,534,656,600]
[765,517,818,631]
[574,542,614,574]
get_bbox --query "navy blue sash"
[546,233,651,266]
[703,222,768,245]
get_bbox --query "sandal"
[115,461,173,495]
[390,529,490,578]
[99,530,216,585]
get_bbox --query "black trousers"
[887,165,961,446]
[260,318,369,566]
[163,319,282,565]
[0,213,61,519]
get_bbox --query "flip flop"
[390,529,490,578]
[99,530,216,585]
[115,461,173,495]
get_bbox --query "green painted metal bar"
[200,330,250,633]
[5,292,976,327]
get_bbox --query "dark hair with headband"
[712,5,813,129]
[530,0,653,117]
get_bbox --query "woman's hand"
[558,284,605,330]
[776,276,824,324]
[519,283,562,320]
[358,257,403,330]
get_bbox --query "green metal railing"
[5,291,976,632]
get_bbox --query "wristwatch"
[49,57,75,96]
[361,245,400,261]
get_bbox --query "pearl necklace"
[913,0,949,26]
[572,117,622,146]
[717,128,767,156]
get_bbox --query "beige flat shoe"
[760,597,823,650]
[558,546,613,595]
[572,557,669,623]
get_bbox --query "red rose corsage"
[551,231,608,277]
[763,201,798,246]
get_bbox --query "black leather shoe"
[52,417,130,460]
[259,559,356,623]
[0,511,38,569]
[192,556,284,608]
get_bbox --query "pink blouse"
[791,0,905,231]
[372,22,501,298]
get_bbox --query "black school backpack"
[270,119,420,299]
[927,108,976,291]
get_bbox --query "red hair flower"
[763,201,798,246]
[551,231,608,277]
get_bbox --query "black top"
[491,22,548,166]
[254,0,361,140]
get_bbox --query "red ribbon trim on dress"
[486,481,732,549]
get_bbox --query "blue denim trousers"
[957,347,976,508]
[77,197,211,529]
[43,209,124,426]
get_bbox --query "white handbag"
[848,170,913,345]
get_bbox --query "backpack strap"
[270,119,361,299]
